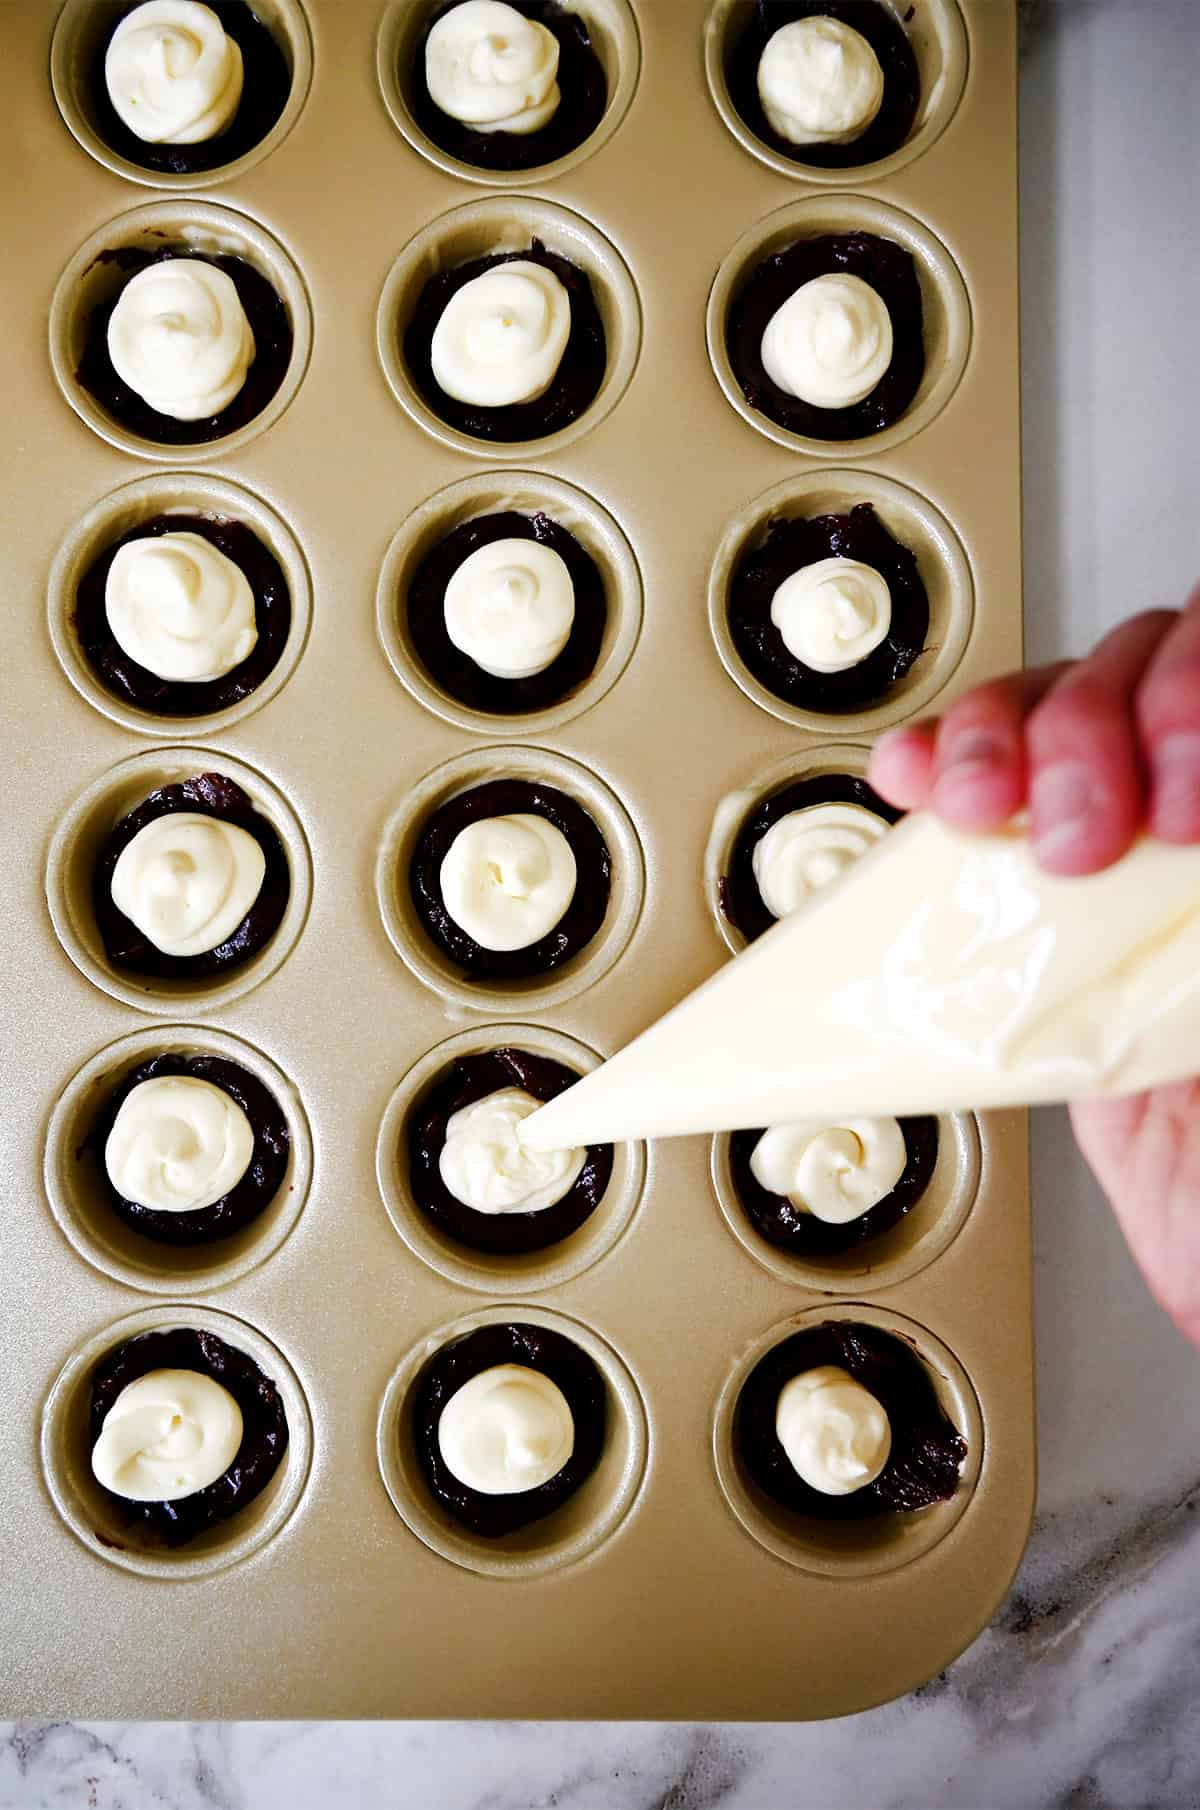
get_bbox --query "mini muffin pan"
[2,0,1029,1719]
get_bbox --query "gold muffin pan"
[2,0,1029,1718]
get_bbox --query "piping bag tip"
[518,811,1200,1154]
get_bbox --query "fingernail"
[1030,760,1098,858]
[1151,733,1200,837]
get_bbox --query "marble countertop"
[6,3,1200,1804]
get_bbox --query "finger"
[1026,612,1175,875]
[926,663,1070,830]
[1136,584,1200,842]
[1071,1085,1200,1350]
[869,721,937,810]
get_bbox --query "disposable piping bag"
[520,812,1200,1151]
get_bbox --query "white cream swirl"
[439,1086,585,1213]
[776,1365,891,1496]
[750,1116,907,1223]
[443,537,575,678]
[105,0,244,145]
[439,812,576,951]
[438,1363,574,1494]
[425,0,561,135]
[757,16,884,146]
[107,258,256,422]
[105,531,258,682]
[430,259,571,408]
[110,810,266,957]
[104,1075,255,1212]
[770,556,891,673]
[761,272,893,410]
[752,801,887,920]
[91,1367,243,1502]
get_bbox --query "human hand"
[869,592,1200,1347]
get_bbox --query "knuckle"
[1027,679,1116,748]
[1118,607,1177,641]
[938,682,1020,744]
[1138,652,1200,737]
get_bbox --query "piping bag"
[520,811,1200,1151]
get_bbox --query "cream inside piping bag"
[520,811,1200,1151]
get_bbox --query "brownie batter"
[722,770,901,944]
[729,1115,938,1258]
[406,508,606,715]
[411,0,607,171]
[403,242,606,442]
[89,1326,289,1546]
[75,512,291,718]
[76,246,293,445]
[409,776,611,982]
[414,1321,606,1535]
[728,503,929,713]
[735,1319,966,1519]
[726,231,924,441]
[725,0,919,169]
[406,1046,613,1255]
[85,1051,290,1247]
[93,771,291,981]
[89,1,292,176]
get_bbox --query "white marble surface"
[6,2,1200,1804]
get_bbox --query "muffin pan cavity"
[712,1111,982,1292]
[44,1024,313,1295]
[713,1304,983,1578]
[377,471,642,735]
[377,1023,646,1293]
[51,0,313,189]
[709,469,974,733]
[48,471,312,737]
[376,745,643,1014]
[377,0,640,186]
[705,741,896,953]
[46,745,312,1014]
[50,200,312,461]
[5,0,1028,1723]
[707,193,970,458]
[40,1303,314,1579]
[377,1304,648,1578]
[704,0,968,185]
[376,195,640,458]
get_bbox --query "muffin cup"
[712,1303,983,1579]
[375,744,644,1014]
[50,0,314,190]
[48,471,313,738]
[39,1302,314,1579]
[711,1111,982,1293]
[709,468,974,734]
[44,1024,313,1294]
[706,193,971,459]
[704,740,881,955]
[45,745,313,1014]
[377,0,640,187]
[49,200,313,461]
[376,1023,646,1293]
[376,1302,648,1578]
[703,0,968,185]
[376,196,641,459]
[376,469,642,736]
